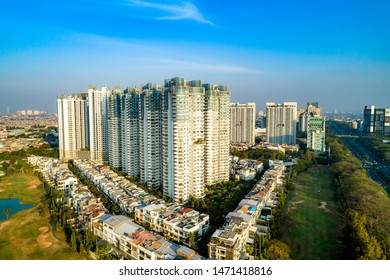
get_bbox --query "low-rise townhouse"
[208,160,286,259]
[93,214,204,260]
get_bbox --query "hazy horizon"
[1,0,389,113]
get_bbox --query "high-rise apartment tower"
[88,86,110,163]
[266,102,297,145]
[162,77,230,203]
[57,94,89,160]
[230,103,256,145]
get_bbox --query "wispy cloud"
[66,33,263,74]
[129,0,213,24]
[156,58,263,73]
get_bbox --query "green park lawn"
[0,174,85,260]
[284,165,344,259]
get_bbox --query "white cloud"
[67,33,263,74]
[129,0,213,24]
[156,58,262,73]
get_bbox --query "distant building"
[255,116,266,129]
[307,116,326,153]
[307,102,321,116]
[298,113,309,132]
[296,108,306,120]
[297,102,322,133]
[363,105,390,135]
[16,110,26,116]
[230,103,256,146]
[266,102,297,145]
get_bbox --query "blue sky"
[0,0,389,113]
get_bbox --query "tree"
[278,192,286,209]
[97,242,112,259]
[262,240,291,260]
[188,231,199,250]
[79,242,86,256]
[3,208,10,220]
[246,245,254,255]
[188,195,199,208]
[71,232,78,252]
[144,222,151,231]
[345,210,385,260]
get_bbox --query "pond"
[0,198,34,222]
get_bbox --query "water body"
[0,198,33,222]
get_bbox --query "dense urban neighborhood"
[1,104,390,260]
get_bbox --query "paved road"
[341,138,389,194]
[330,122,390,196]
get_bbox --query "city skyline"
[1,0,390,113]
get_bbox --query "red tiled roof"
[178,208,192,214]
[260,191,265,197]
[132,239,142,245]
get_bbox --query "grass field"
[0,174,85,260]
[284,165,345,260]
[0,174,41,203]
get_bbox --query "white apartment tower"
[204,84,230,185]
[108,87,123,170]
[139,83,163,191]
[57,94,89,160]
[122,87,141,177]
[230,102,256,145]
[162,78,204,202]
[162,77,230,203]
[88,86,110,163]
[266,102,297,145]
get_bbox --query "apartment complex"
[363,105,390,135]
[57,94,89,160]
[230,102,256,146]
[57,77,230,203]
[266,102,297,145]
